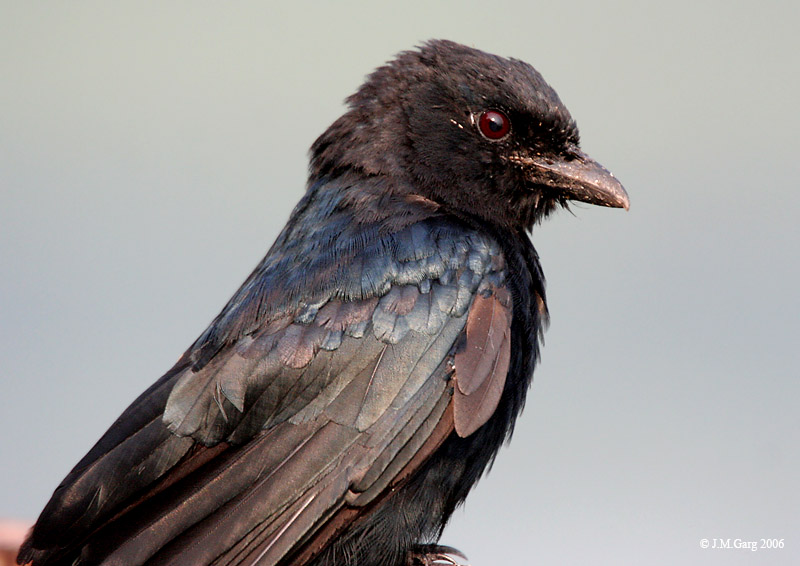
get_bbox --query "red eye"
[478,109,511,140]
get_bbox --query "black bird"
[18,40,628,566]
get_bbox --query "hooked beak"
[516,146,629,210]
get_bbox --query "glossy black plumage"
[19,40,627,566]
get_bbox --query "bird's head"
[310,40,628,230]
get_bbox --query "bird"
[18,40,628,566]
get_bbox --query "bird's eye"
[478,110,511,140]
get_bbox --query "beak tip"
[603,174,629,211]
[598,180,629,211]
[619,191,630,211]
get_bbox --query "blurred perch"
[0,520,29,566]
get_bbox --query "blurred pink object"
[0,520,30,566]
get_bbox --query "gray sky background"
[2,2,798,564]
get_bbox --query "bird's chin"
[517,187,564,227]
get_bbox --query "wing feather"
[453,287,513,437]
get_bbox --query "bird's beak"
[518,147,629,210]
